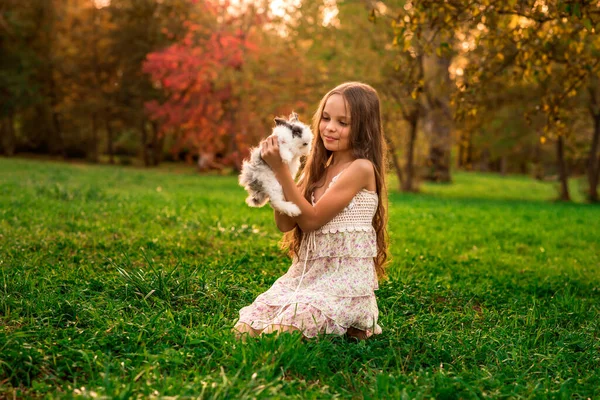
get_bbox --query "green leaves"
[568,3,582,18]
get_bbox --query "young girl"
[234,82,388,340]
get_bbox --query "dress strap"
[328,167,349,189]
[312,165,351,204]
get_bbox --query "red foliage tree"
[143,0,263,165]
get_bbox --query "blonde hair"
[283,82,389,279]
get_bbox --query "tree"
[375,0,600,200]
[0,1,39,155]
[373,1,466,184]
[143,1,264,165]
[459,1,600,200]
[379,53,425,192]
[587,78,600,202]
[144,0,327,169]
[56,0,119,162]
[108,0,193,166]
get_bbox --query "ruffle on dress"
[278,256,378,297]
[296,230,377,260]
[238,284,382,338]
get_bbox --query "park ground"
[0,157,599,398]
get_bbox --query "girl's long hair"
[282,82,389,280]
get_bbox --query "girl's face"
[319,94,351,153]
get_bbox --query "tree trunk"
[47,67,66,159]
[403,117,419,192]
[52,110,65,159]
[106,115,115,165]
[0,118,6,155]
[519,161,528,174]
[458,129,471,169]
[151,121,163,166]
[479,149,490,172]
[597,155,600,196]
[141,119,150,167]
[90,10,100,165]
[424,114,452,182]
[1,114,16,156]
[386,132,404,190]
[8,114,16,156]
[457,135,464,168]
[226,132,239,173]
[422,45,452,183]
[587,114,600,202]
[90,112,99,163]
[556,136,571,201]
[500,156,507,176]
[532,138,544,180]
[466,132,473,170]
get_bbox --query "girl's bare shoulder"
[341,159,376,191]
[349,158,375,173]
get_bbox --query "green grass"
[1,157,599,399]
[415,172,588,203]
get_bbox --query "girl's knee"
[262,324,299,335]
[233,322,260,338]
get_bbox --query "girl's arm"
[274,209,297,232]
[261,137,374,233]
[274,180,305,232]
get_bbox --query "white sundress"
[237,172,382,338]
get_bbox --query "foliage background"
[1,0,599,201]
[1,1,600,397]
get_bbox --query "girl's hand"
[260,135,284,172]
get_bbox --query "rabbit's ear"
[274,117,287,126]
[289,111,299,122]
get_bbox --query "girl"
[234,82,388,340]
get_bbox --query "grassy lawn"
[1,157,599,399]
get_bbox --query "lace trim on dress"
[311,169,379,235]
[317,191,378,234]
[318,225,374,234]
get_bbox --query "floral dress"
[237,173,382,338]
